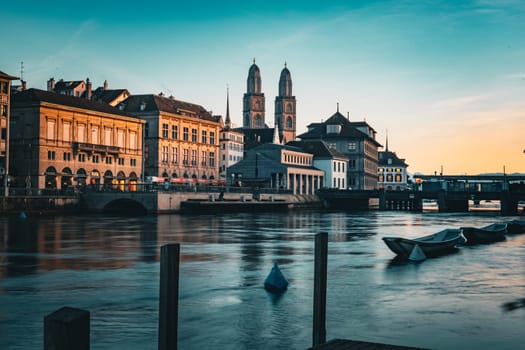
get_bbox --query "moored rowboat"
[460,223,507,244]
[382,228,466,260]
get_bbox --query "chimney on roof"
[47,78,55,91]
[103,80,108,90]
[86,78,92,100]
[21,80,26,91]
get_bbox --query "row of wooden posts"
[44,233,329,350]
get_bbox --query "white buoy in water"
[408,244,426,262]
[19,212,27,220]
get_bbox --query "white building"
[288,140,348,189]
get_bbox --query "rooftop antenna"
[385,129,389,152]
[336,102,339,113]
[20,61,24,81]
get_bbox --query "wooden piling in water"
[158,243,180,350]
[44,306,90,350]
[313,232,328,347]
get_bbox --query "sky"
[2,0,524,174]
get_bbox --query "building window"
[201,151,207,166]
[105,157,112,164]
[172,125,178,139]
[386,174,393,182]
[172,147,178,164]
[395,174,402,182]
[183,149,189,165]
[209,152,215,167]
[348,142,357,151]
[191,150,197,165]
[63,152,71,161]
[183,127,189,141]
[47,151,55,160]
[162,146,169,163]
[162,123,169,138]
[210,132,215,145]
[47,120,56,140]
[130,158,137,166]
[92,155,100,163]
[130,131,137,149]
[78,154,86,162]
[201,130,207,144]
[118,158,125,165]
[77,124,85,143]
[117,129,124,148]
[191,129,197,142]
[62,122,71,142]
[348,159,356,168]
[104,128,112,146]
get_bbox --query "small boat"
[505,219,525,234]
[264,263,289,293]
[460,223,507,244]
[382,229,466,260]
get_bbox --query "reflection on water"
[0,211,524,350]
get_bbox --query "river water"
[0,210,524,350]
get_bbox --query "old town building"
[227,143,324,195]
[298,110,381,190]
[119,94,221,184]
[9,89,144,191]
[287,140,348,190]
[1,70,19,194]
[378,135,409,190]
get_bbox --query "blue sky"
[2,0,525,174]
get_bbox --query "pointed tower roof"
[278,62,292,97]
[225,85,231,129]
[247,58,262,94]
[273,123,281,144]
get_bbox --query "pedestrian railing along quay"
[43,234,428,350]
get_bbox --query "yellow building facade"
[120,94,221,184]
[10,89,144,191]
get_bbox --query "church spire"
[385,129,389,152]
[225,85,231,129]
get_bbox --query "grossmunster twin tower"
[241,60,296,144]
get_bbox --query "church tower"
[274,63,296,142]
[243,59,265,129]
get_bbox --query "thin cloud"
[434,94,488,109]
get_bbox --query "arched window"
[286,116,293,129]
[255,114,262,128]
[45,167,57,189]
[61,167,73,189]
[286,103,293,113]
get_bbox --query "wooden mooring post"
[313,232,328,347]
[44,306,90,350]
[158,243,180,350]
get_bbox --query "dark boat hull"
[461,223,507,244]
[382,229,465,259]
[506,220,525,234]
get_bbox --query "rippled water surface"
[0,211,524,349]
